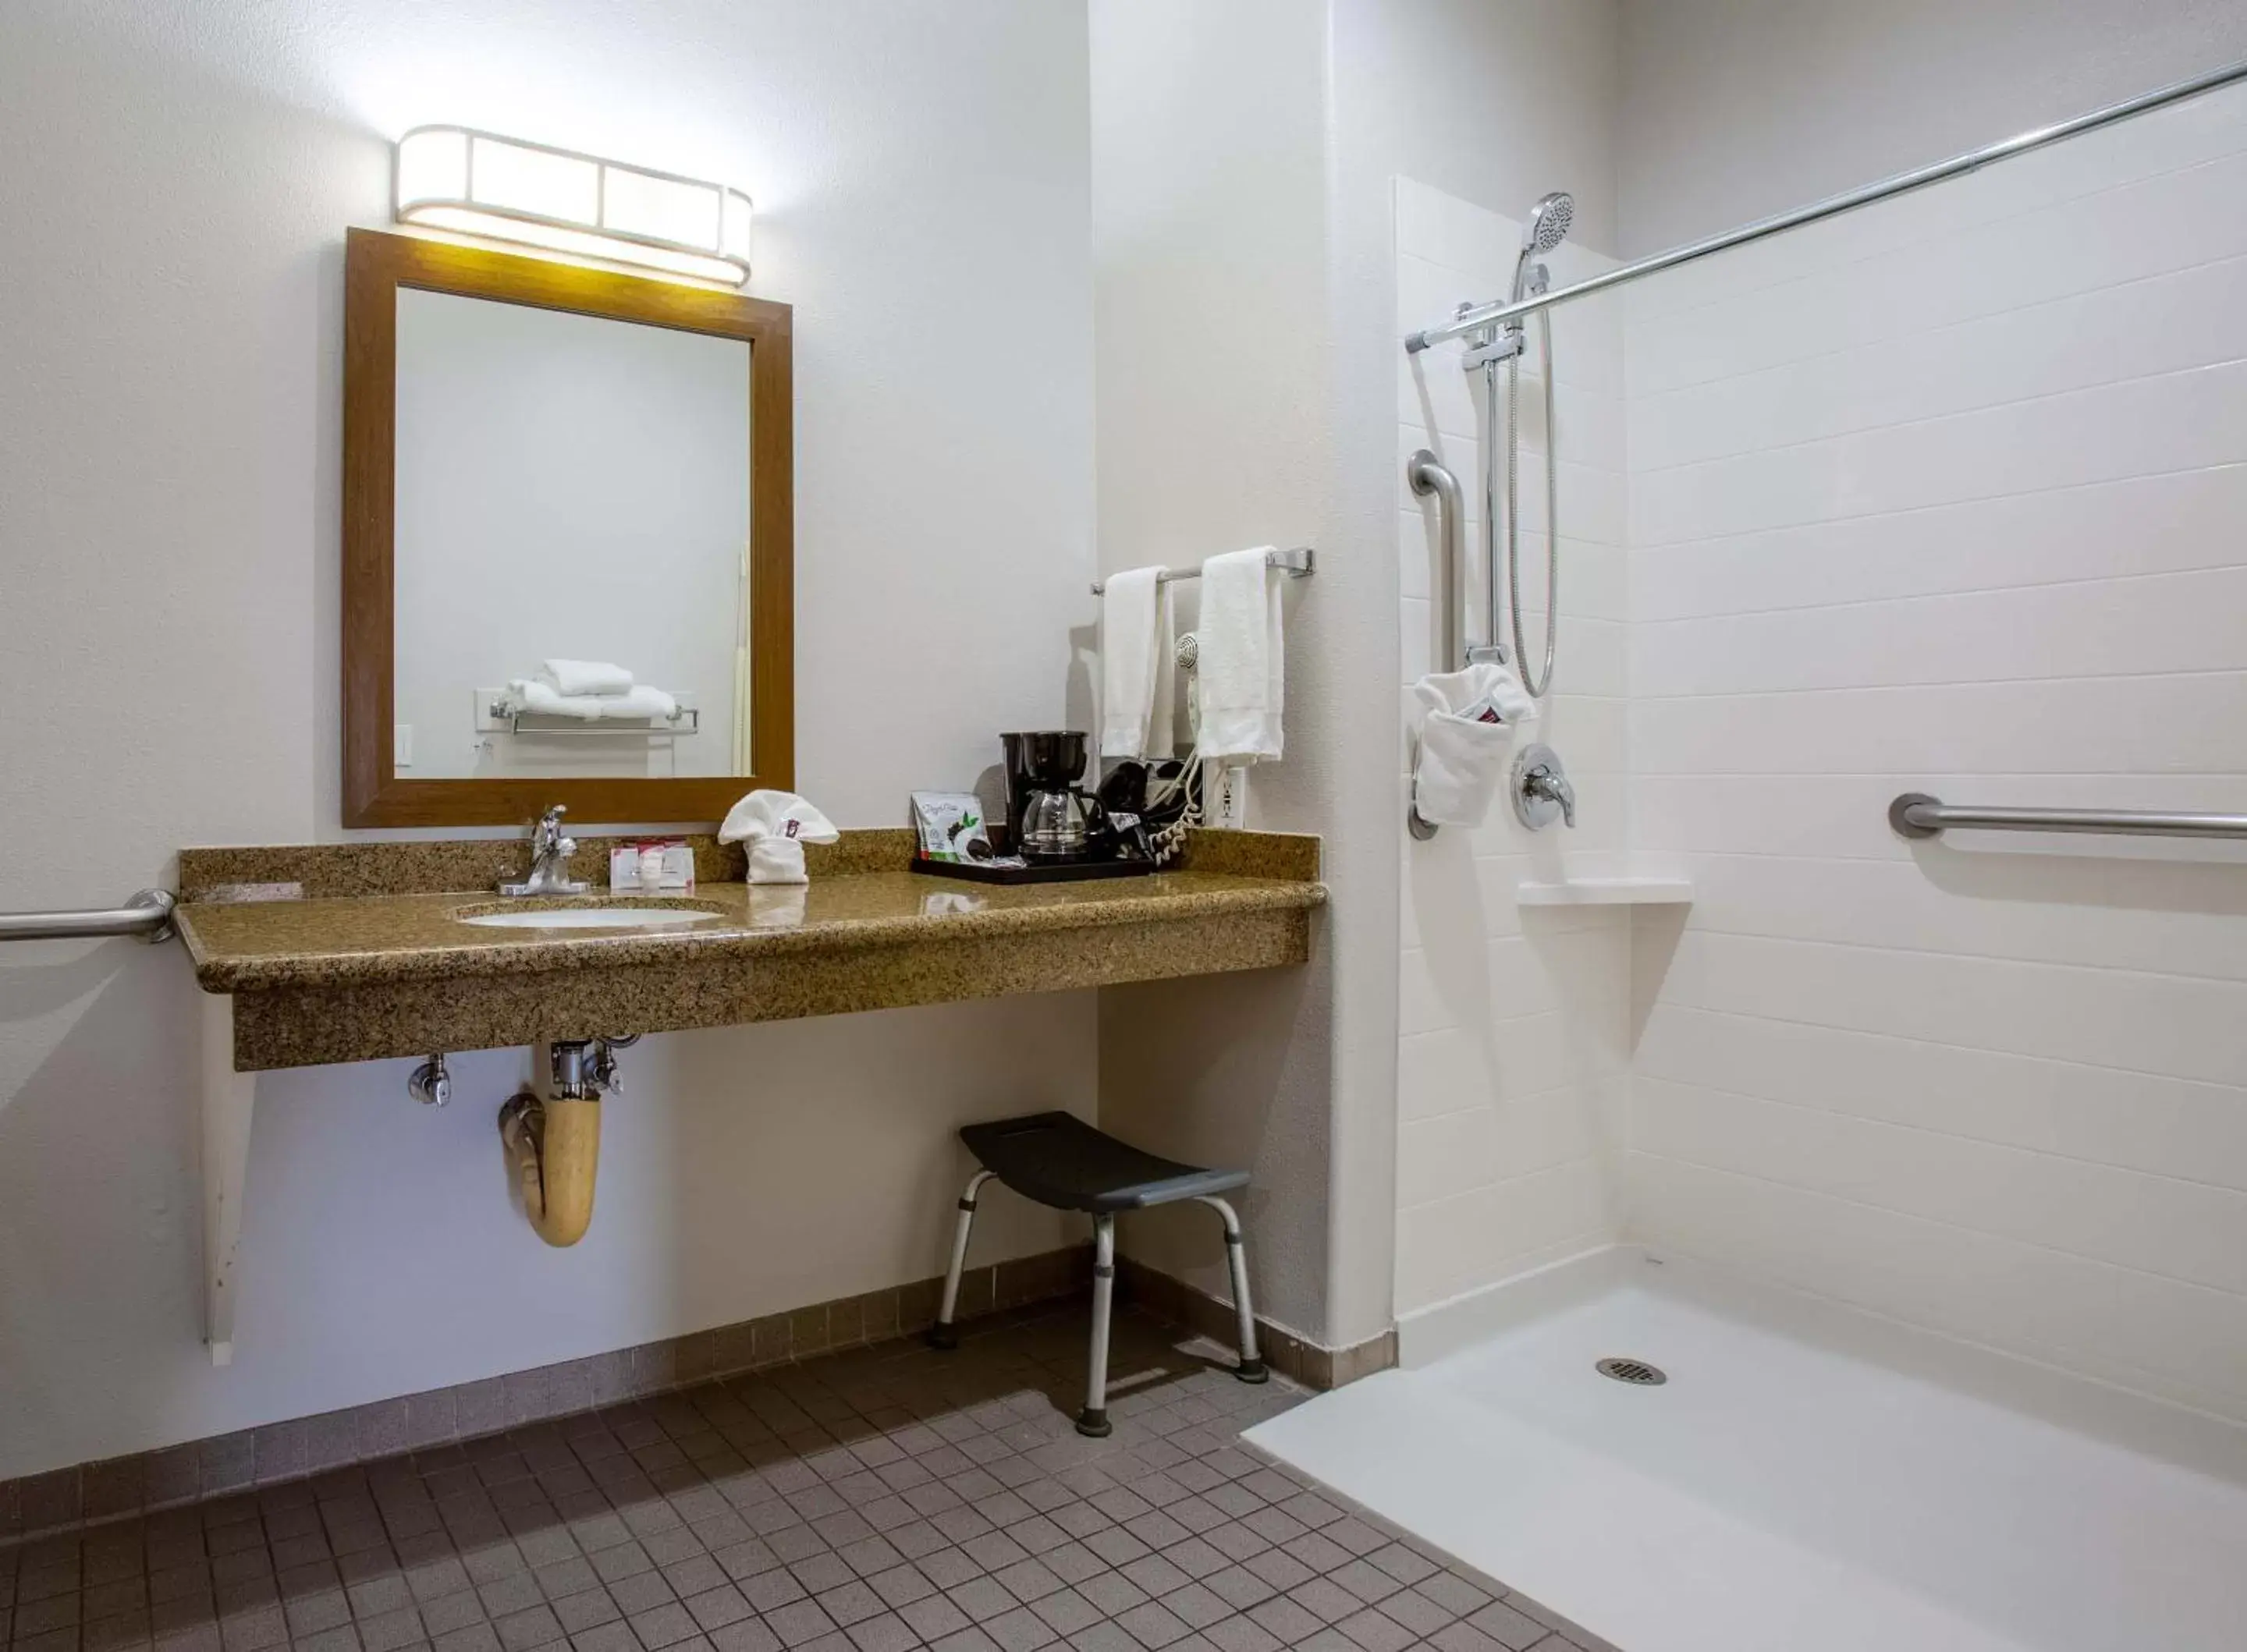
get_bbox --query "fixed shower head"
[1510,190,1576,301]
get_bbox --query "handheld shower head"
[1510,190,1577,301]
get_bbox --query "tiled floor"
[0,1306,1613,1652]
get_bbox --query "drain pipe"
[499,1036,634,1246]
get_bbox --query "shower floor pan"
[1248,1246,2247,1652]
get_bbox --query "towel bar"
[488,703,701,736]
[1089,547,1315,597]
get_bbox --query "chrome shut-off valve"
[408,1054,452,1107]
[1512,743,1576,831]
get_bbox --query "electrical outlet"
[1212,761,1249,829]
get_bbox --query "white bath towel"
[507,679,680,721]
[1411,662,1535,828]
[719,789,840,884]
[541,658,634,697]
[1194,548,1285,763]
[1099,565,1175,760]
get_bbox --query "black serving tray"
[910,856,1157,885]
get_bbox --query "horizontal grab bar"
[1890,793,2247,842]
[0,889,176,944]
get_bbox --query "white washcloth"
[1411,662,1535,828]
[507,679,680,721]
[1099,565,1175,760]
[719,789,840,884]
[1194,548,1284,763]
[541,659,634,697]
[1428,660,1536,729]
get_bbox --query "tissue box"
[609,841,695,892]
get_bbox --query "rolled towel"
[507,680,680,721]
[542,659,633,696]
[1194,548,1285,763]
[1411,662,1535,828]
[719,789,840,884]
[1099,565,1175,760]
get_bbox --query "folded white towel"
[507,679,680,721]
[1194,548,1285,763]
[1411,662,1535,828]
[1099,565,1175,760]
[541,659,634,697]
[719,789,840,884]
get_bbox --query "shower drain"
[1596,1356,1668,1386]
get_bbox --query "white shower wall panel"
[1624,80,2247,1426]
[1393,179,1634,1317]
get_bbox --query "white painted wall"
[0,0,1094,1480]
[1392,183,1631,1315]
[1088,0,1342,1345]
[392,289,748,778]
[1089,0,1622,1353]
[1620,28,2247,1421]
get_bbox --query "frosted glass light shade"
[395,126,752,287]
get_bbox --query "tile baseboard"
[1116,1255,1397,1391]
[0,1243,1090,1544]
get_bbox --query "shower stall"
[1259,48,2247,1652]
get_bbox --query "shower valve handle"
[1528,766,1577,828]
[1511,744,1576,831]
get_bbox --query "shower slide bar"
[1089,547,1315,596]
[0,889,176,943]
[1407,52,2247,353]
[1890,794,2247,842]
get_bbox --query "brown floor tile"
[0,1309,1617,1652]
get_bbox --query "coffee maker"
[1002,731,1097,861]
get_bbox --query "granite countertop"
[177,828,1324,1068]
[176,867,1326,994]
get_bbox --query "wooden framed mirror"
[342,227,792,827]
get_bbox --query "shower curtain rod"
[1405,53,2247,353]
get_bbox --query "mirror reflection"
[390,289,753,779]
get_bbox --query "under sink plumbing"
[495,1034,637,1246]
[407,1053,452,1107]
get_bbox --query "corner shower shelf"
[1517,875,1694,907]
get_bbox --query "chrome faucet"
[1512,744,1577,831]
[502,806,589,896]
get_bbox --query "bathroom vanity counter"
[176,829,1323,1070]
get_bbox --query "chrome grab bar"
[1890,794,2247,842]
[1407,451,1466,674]
[0,889,176,944]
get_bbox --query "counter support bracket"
[201,994,257,1367]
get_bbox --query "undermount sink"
[455,902,727,931]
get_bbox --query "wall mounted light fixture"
[395,126,753,286]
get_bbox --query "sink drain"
[1596,1356,1667,1386]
